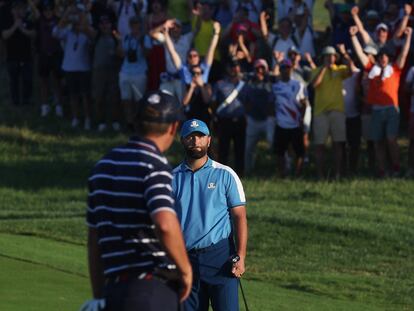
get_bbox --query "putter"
[231,255,250,311]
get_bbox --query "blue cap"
[180,119,210,138]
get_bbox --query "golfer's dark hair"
[135,121,171,136]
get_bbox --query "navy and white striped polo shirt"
[87,137,177,277]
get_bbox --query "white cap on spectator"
[254,59,269,71]
[322,46,337,56]
[363,45,378,56]
[376,23,389,32]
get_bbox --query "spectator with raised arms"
[350,25,413,177]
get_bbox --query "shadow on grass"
[0,160,92,190]
[248,213,381,241]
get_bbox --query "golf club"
[231,255,250,311]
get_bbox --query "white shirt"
[406,67,414,113]
[268,33,297,68]
[342,69,361,118]
[272,79,306,128]
[268,33,296,55]
[53,27,91,72]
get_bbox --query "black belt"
[188,238,230,254]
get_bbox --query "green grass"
[1,102,414,311]
[0,256,89,311]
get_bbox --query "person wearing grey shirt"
[92,15,121,132]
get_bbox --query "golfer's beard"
[185,147,207,159]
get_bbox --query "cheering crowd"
[0,0,414,178]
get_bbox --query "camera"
[127,48,137,63]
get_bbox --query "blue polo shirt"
[172,158,246,250]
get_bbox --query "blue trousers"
[105,278,181,311]
[184,239,239,311]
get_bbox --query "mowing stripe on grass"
[0,256,89,311]
[0,233,87,276]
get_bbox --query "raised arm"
[149,19,175,41]
[164,27,183,70]
[205,21,221,67]
[349,26,369,67]
[350,6,371,45]
[324,0,335,22]
[80,12,96,39]
[2,18,20,40]
[311,66,328,88]
[259,10,269,39]
[182,82,196,106]
[304,52,317,69]
[337,43,358,73]
[272,51,284,75]
[237,34,252,63]
[18,22,36,38]
[393,4,412,39]
[396,27,412,69]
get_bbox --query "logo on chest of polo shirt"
[207,182,216,189]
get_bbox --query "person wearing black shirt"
[1,0,36,106]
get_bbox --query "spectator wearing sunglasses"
[164,21,221,88]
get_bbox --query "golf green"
[0,255,89,311]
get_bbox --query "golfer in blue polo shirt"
[172,119,248,311]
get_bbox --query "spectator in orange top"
[351,25,413,177]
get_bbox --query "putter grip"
[231,254,240,263]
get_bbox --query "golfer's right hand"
[179,270,193,302]
[79,298,105,311]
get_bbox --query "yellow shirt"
[312,65,349,116]
[192,18,220,60]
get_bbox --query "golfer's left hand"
[79,298,105,311]
[231,255,245,278]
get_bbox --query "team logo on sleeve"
[207,182,216,189]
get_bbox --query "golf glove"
[79,298,106,311]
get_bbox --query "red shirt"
[365,61,402,107]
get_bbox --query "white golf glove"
[79,298,106,311]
